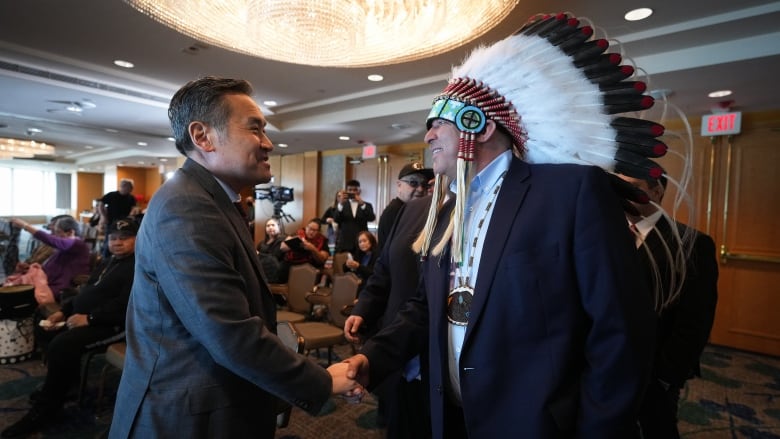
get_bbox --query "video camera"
[254,186,294,204]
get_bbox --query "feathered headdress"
[416,12,693,311]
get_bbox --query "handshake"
[326,354,371,402]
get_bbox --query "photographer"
[333,180,375,253]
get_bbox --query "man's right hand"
[344,315,364,343]
[344,354,370,388]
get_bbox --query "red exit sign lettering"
[701,111,742,136]
[362,144,377,159]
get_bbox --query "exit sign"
[701,111,742,136]
[362,144,377,159]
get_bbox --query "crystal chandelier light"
[125,0,519,68]
[0,138,56,160]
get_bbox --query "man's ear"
[652,182,665,204]
[476,119,498,143]
[189,121,213,152]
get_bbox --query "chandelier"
[125,0,519,68]
[0,138,56,160]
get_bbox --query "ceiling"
[0,0,779,172]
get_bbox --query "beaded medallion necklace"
[447,171,506,326]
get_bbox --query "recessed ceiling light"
[167,137,175,141]
[105,128,119,133]
[26,127,42,133]
[263,100,277,106]
[114,59,135,68]
[137,141,148,146]
[624,8,653,21]
[84,145,94,149]
[367,74,384,82]
[277,143,288,148]
[708,90,732,98]
[160,158,168,162]
[339,136,350,141]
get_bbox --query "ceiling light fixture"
[263,100,277,107]
[125,0,519,67]
[708,90,733,98]
[277,143,288,148]
[339,136,351,141]
[0,137,56,160]
[114,59,135,68]
[367,74,384,82]
[624,8,653,21]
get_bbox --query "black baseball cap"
[108,218,139,237]
[398,162,434,180]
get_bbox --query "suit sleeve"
[360,276,429,390]
[573,167,657,437]
[656,233,719,386]
[149,190,331,413]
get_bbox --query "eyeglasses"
[401,179,430,189]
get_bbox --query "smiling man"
[109,77,357,439]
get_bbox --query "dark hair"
[55,216,80,236]
[308,218,322,227]
[357,230,377,250]
[346,179,361,188]
[168,76,254,156]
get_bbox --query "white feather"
[454,34,617,170]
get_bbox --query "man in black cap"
[3,218,139,438]
[376,162,434,248]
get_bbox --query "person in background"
[2,218,139,439]
[618,171,719,439]
[8,215,69,277]
[10,216,91,302]
[98,179,136,257]
[333,180,375,254]
[109,76,357,439]
[281,218,329,274]
[376,162,433,249]
[88,199,102,228]
[257,217,287,283]
[98,179,136,233]
[343,230,378,295]
[321,190,346,251]
[344,194,434,439]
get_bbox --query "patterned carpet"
[0,343,777,438]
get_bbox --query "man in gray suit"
[109,77,357,438]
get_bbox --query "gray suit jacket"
[110,159,331,439]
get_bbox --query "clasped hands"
[326,354,370,403]
[44,311,89,331]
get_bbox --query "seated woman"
[7,215,69,278]
[256,217,287,283]
[278,218,329,283]
[2,218,139,438]
[11,216,91,301]
[343,231,378,296]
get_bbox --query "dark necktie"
[233,201,248,221]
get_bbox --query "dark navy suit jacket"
[363,157,656,438]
